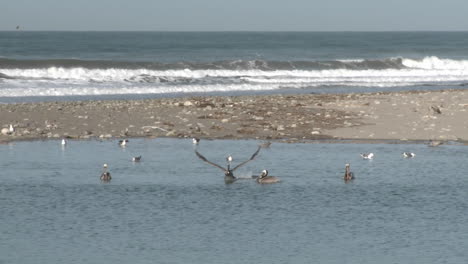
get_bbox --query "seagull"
[344,163,354,181]
[192,137,200,145]
[118,139,129,147]
[61,138,67,146]
[195,146,261,184]
[100,164,112,182]
[428,140,442,147]
[360,153,374,160]
[132,156,142,162]
[256,169,280,184]
[9,124,14,133]
[402,152,416,158]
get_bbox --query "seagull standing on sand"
[9,124,14,133]
[195,146,261,184]
[256,169,280,184]
[360,153,374,160]
[402,152,416,158]
[100,164,112,182]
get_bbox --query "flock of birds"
[54,135,427,184]
[91,137,280,184]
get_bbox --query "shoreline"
[2,89,468,144]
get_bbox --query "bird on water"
[195,146,261,184]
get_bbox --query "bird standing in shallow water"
[195,146,261,184]
[132,156,142,162]
[344,163,354,181]
[192,138,200,145]
[100,164,112,182]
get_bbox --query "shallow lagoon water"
[1,138,468,264]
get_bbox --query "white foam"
[402,56,468,70]
[2,56,468,97]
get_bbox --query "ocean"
[1,138,468,263]
[1,31,468,102]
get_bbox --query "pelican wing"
[232,146,261,171]
[195,150,227,172]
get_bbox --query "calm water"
[1,32,468,102]
[1,138,468,263]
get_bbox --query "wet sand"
[1,89,468,144]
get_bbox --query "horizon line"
[2,29,468,33]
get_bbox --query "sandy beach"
[1,89,468,144]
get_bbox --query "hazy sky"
[1,0,467,31]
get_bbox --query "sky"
[1,0,468,31]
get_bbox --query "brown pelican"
[100,164,112,182]
[256,169,280,184]
[195,146,261,183]
[402,152,416,158]
[344,163,354,181]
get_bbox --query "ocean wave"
[0,57,406,71]
[2,56,468,71]
[1,56,468,97]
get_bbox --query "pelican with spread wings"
[195,146,261,183]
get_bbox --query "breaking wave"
[1,56,468,97]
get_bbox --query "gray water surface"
[1,139,467,264]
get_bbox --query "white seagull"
[360,153,374,160]
[118,139,129,147]
[402,152,416,158]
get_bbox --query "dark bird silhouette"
[195,146,261,184]
[431,105,442,114]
